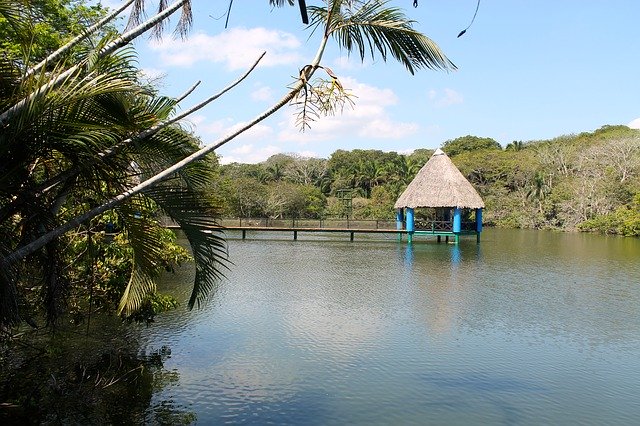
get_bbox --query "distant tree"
[1,0,456,326]
[407,148,433,166]
[441,135,501,157]
[506,140,524,151]
[283,155,328,186]
[265,182,325,218]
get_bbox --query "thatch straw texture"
[394,148,485,209]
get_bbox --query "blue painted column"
[453,207,462,233]
[406,208,414,244]
[396,208,404,241]
[396,209,404,229]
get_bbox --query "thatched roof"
[394,148,485,209]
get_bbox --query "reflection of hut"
[394,148,484,244]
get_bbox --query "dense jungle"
[217,126,640,236]
[1,0,638,423]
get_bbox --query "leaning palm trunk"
[1,0,454,325]
[0,54,264,227]
[0,0,188,127]
[23,0,137,80]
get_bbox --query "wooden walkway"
[166,221,478,243]
[224,225,406,241]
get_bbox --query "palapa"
[394,148,484,209]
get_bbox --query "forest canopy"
[216,125,640,236]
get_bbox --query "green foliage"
[61,209,190,325]
[0,0,114,65]
[0,0,226,326]
[579,193,640,236]
[126,292,179,324]
[360,185,396,219]
[442,135,502,157]
[217,127,639,234]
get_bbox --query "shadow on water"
[0,318,196,425]
[128,228,640,424]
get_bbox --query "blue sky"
[107,1,640,163]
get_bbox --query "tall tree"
[1,0,455,326]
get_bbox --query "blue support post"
[396,208,404,241]
[406,208,415,232]
[476,208,483,243]
[406,208,414,244]
[396,209,404,230]
[453,207,462,233]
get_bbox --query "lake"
[133,228,640,425]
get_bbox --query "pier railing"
[414,220,476,232]
[164,217,476,233]
[218,217,397,230]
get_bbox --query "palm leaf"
[142,184,228,310]
[118,262,156,317]
[309,0,456,74]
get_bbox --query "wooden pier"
[222,225,404,241]
[166,218,479,243]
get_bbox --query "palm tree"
[526,171,550,214]
[1,0,455,327]
[1,2,226,325]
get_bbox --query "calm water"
[133,229,640,425]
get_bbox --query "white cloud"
[251,86,274,102]
[219,144,281,164]
[149,28,303,70]
[98,0,121,9]
[277,77,418,143]
[628,117,640,129]
[182,116,233,137]
[298,150,320,158]
[428,88,464,107]
[186,116,278,163]
[359,120,418,139]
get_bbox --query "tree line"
[216,126,640,236]
[1,0,458,421]
[1,0,454,325]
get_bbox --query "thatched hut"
[394,148,484,243]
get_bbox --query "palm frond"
[269,1,295,6]
[118,263,156,317]
[310,0,456,74]
[142,184,228,310]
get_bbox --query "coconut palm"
[1,0,455,327]
[0,2,226,326]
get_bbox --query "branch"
[3,33,329,267]
[0,51,265,221]
[23,0,136,80]
[175,81,201,105]
[0,0,188,127]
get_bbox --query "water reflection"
[141,229,640,424]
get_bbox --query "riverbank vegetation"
[2,0,459,421]
[217,125,640,236]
